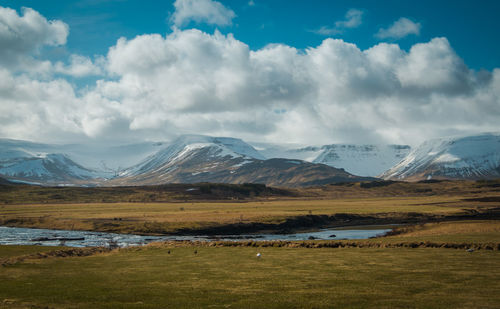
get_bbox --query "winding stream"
[0,226,392,248]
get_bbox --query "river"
[0,226,392,248]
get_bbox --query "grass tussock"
[146,239,500,251]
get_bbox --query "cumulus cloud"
[0,6,68,70]
[376,17,421,39]
[316,9,363,35]
[54,54,103,77]
[82,32,498,145]
[170,0,236,27]
[0,6,499,147]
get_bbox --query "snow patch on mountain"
[250,142,410,177]
[253,143,322,162]
[313,144,411,177]
[382,133,500,180]
[121,135,263,176]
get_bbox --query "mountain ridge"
[1,133,499,186]
[112,135,371,187]
[382,133,500,181]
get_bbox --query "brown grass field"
[0,195,496,234]
[1,180,499,234]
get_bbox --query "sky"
[0,0,499,147]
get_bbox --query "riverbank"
[2,205,499,237]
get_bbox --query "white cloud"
[376,17,421,39]
[0,6,68,69]
[336,9,363,29]
[170,0,236,27]
[395,38,473,94]
[55,54,103,77]
[0,7,499,147]
[316,9,363,35]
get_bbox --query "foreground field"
[1,244,499,308]
[1,181,499,308]
[1,221,499,308]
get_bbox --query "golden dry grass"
[383,220,500,243]
[394,220,500,237]
[1,179,499,234]
[1,194,492,234]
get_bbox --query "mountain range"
[1,133,499,186]
[111,135,367,187]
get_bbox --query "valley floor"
[1,186,499,235]
[1,180,499,308]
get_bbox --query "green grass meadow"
[1,245,499,308]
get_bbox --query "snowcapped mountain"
[0,139,166,184]
[0,136,406,185]
[381,133,500,181]
[252,142,410,177]
[114,135,371,187]
[0,150,96,184]
[312,144,411,177]
[120,135,265,177]
[4,132,496,186]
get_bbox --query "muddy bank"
[1,247,111,266]
[171,208,500,236]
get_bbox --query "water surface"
[0,226,391,248]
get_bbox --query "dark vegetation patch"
[0,182,295,204]
[360,180,396,188]
[418,179,446,184]
[171,208,500,236]
[154,240,500,251]
[327,182,355,187]
[463,197,500,202]
[2,179,500,204]
[1,247,110,266]
[414,188,433,193]
[197,183,291,198]
[475,179,500,188]
[0,177,16,186]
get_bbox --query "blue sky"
[5,0,500,70]
[0,0,499,146]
